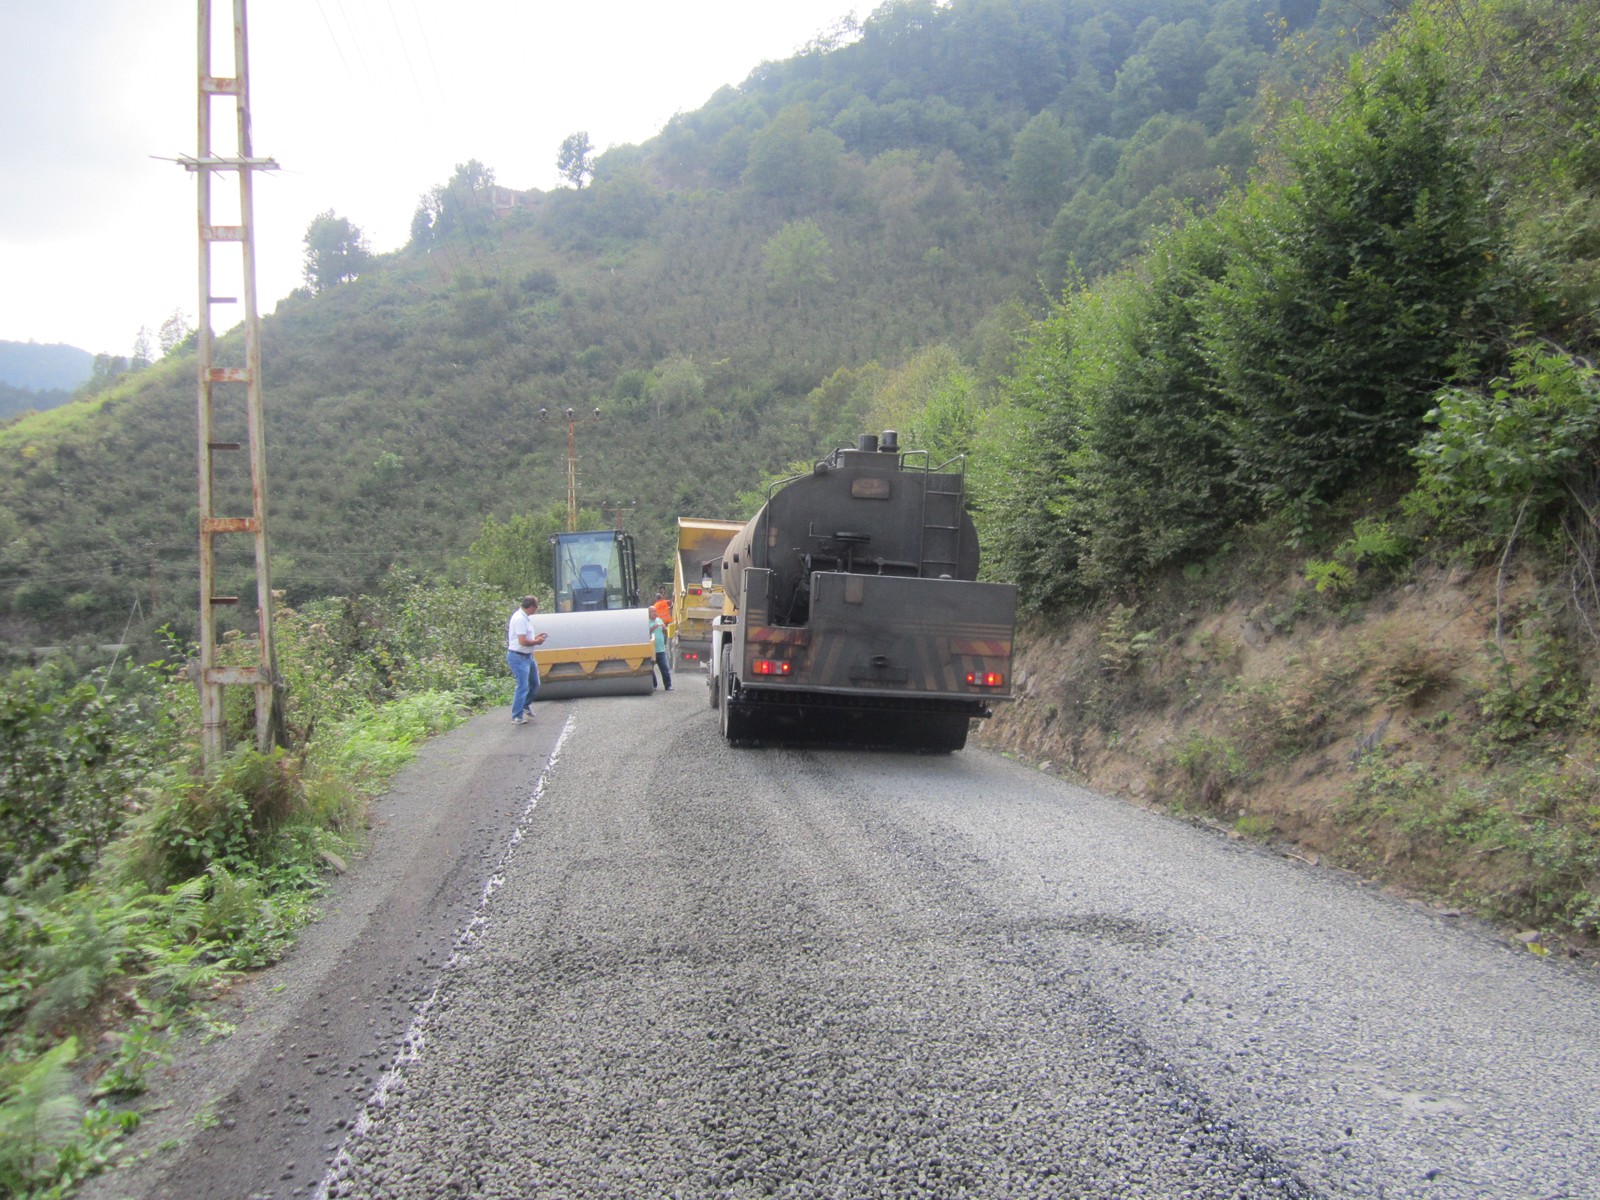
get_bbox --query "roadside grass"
[0,580,507,1198]
[991,530,1600,958]
[1339,748,1600,930]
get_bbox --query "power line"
[311,0,356,76]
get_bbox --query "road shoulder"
[79,707,565,1200]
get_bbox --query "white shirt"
[507,607,537,652]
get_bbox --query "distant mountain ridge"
[0,340,94,391]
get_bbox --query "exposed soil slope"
[976,560,1600,956]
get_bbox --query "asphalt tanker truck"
[707,432,1016,752]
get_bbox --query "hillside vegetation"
[0,341,92,396]
[963,0,1600,946]
[0,0,1371,647]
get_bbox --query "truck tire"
[719,659,753,745]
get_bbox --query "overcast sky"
[0,0,859,359]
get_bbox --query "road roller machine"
[533,530,656,699]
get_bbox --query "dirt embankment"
[975,560,1600,956]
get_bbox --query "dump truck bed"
[673,517,745,673]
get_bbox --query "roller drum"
[532,609,656,700]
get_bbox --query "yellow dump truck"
[671,517,746,674]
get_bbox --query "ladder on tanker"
[918,467,966,578]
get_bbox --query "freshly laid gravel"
[81,687,1598,1200]
[315,690,1600,1199]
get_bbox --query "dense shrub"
[976,0,1598,610]
[0,572,491,1194]
[1067,214,1246,589]
[0,659,176,891]
[1410,340,1600,549]
[1203,30,1499,515]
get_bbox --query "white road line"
[314,712,577,1199]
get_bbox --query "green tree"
[302,210,372,293]
[864,344,973,451]
[1109,115,1210,205]
[1142,20,1217,113]
[762,219,835,309]
[1410,342,1600,547]
[84,353,130,393]
[808,364,887,449]
[584,168,659,238]
[131,327,154,370]
[409,160,496,245]
[1007,111,1077,210]
[1455,0,1600,346]
[911,365,980,465]
[1203,32,1498,513]
[650,356,704,420]
[157,308,195,357]
[1109,54,1163,136]
[1197,46,1267,132]
[410,192,441,245]
[1071,13,1123,83]
[1070,215,1246,590]
[743,105,844,203]
[462,505,581,598]
[969,304,1088,609]
[557,131,595,189]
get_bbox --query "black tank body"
[722,434,979,627]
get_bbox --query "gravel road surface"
[85,687,1600,1200]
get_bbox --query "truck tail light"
[966,671,1005,688]
[752,659,792,676]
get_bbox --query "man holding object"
[507,595,548,724]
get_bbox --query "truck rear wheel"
[719,661,756,745]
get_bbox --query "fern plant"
[1304,517,1412,593]
[0,1038,81,1196]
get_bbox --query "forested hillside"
[0,0,1369,649]
[0,341,91,422]
[0,341,92,395]
[0,382,70,423]
[957,0,1600,944]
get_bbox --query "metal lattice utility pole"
[181,0,282,765]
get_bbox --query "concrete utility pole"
[181,0,283,766]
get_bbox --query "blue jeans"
[507,650,539,715]
[653,651,672,690]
